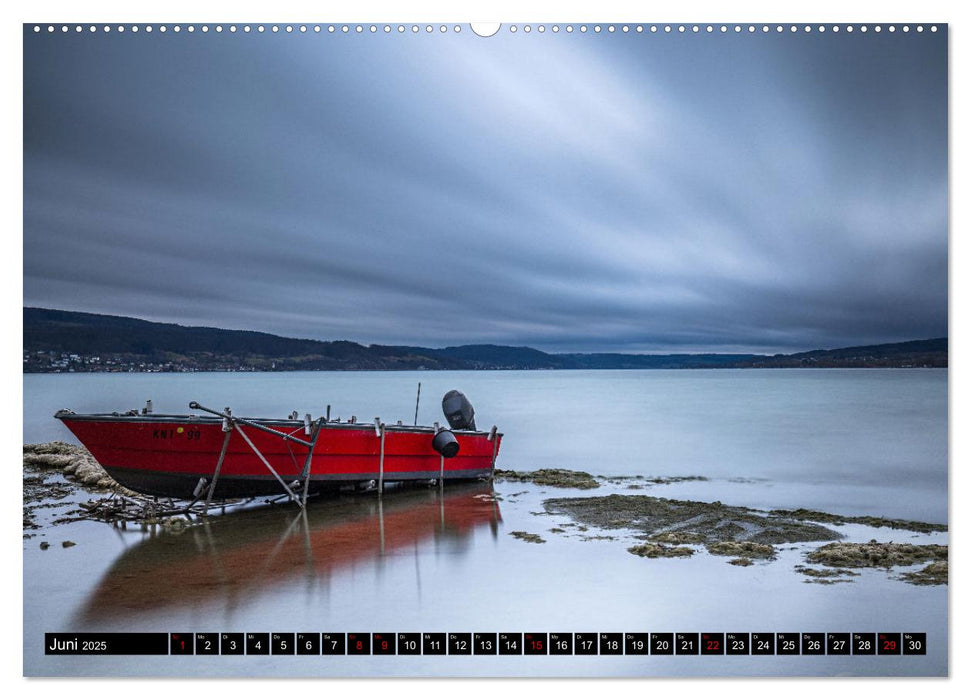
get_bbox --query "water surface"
[23,370,948,676]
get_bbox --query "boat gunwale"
[54,410,501,437]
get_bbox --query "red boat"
[56,390,502,504]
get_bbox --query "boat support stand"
[188,401,324,508]
[488,425,498,480]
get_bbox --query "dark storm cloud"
[23,27,947,353]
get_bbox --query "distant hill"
[23,307,466,371]
[22,307,947,373]
[740,338,948,368]
[394,344,575,369]
[562,352,763,370]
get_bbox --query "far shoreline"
[23,366,949,375]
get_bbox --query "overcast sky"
[23,26,947,353]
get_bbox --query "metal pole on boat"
[299,418,323,507]
[488,425,499,480]
[439,454,444,490]
[204,429,233,509]
[189,402,314,448]
[233,423,301,503]
[413,382,421,425]
[300,473,311,507]
[378,423,386,495]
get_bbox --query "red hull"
[57,412,502,499]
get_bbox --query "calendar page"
[22,17,948,679]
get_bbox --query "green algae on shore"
[495,469,600,489]
[899,561,948,586]
[509,530,546,544]
[795,565,860,578]
[544,493,842,545]
[794,565,860,584]
[495,470,710,491]
[640,476,709,485]
[706,541,776,559]
[23,462,81,535]
[648,531,706,545]
[628,542,694,558]
[604,475,709,485]
[806,541,947,568]
[770,508,947,534]
[803,541,948,586]
[24,442,206,534]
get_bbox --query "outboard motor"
[432,429,460,458]
[442,390,476,431]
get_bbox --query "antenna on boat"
[413,382,422,425]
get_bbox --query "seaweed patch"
[544,494,842,545]
[770,508,946,534]
[509,531,546,544]
[627,542,695,558]
[804,541,947,586]
[706,541,776,559]
[496,469,600,489]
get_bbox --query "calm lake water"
[23,370,948,676]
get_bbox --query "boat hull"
[57,413,502,499]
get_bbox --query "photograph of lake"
[22,15,948,681]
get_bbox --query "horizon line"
[22,306,948,359]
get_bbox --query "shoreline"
[497,470,949,586]
[24,447,949,587]
[24,366,949,375]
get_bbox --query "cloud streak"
[23,28,947,353]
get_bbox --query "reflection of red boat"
[56,391,502,501]
[74,484,501,625]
